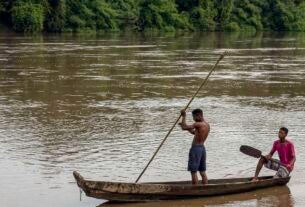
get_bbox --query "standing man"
[179,108,210,185]
[252,127,296,181]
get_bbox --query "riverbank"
[1,0,305,33]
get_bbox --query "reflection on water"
[101,186,293,207]
[0,31,305,207]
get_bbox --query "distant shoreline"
[1,24,305,36]
[1,1,305,33]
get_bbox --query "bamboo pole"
[135,52,227,183]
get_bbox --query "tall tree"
[45,0,65,32]
[138,0,191,31]
[214,0,233,30]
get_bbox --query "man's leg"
[188,146,200,185]
[198,146,207,185]
[275,166,290,178]
[200,171,208,185]
[191,172,198,185]
[252,157,266,181]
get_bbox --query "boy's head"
[192,108,203,122]
[278,127,288,140]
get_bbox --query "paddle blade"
[240,145,262,158]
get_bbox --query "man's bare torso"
[192,121,210,145]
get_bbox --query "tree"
[11,1,44,32]
[138,0,191,31]
[45,0,65,32]
[227,0,262,32]
[190,0,217,31]
[107,0,139,29]
[214,0,233,30]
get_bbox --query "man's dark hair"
[280,127,289,135]
[192,108,203,116]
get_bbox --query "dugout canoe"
[73,171,290,202]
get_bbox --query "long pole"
[135,52,226,183]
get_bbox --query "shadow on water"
[99,186,293,207]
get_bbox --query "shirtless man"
[179,108,210,185]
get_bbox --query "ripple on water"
[0,34,305,207]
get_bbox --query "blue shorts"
[188,145,206,172]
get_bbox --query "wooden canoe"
[73,171,290,202]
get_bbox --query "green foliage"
[65,0,94,30]
[260,0,293,30]
[176,0,200,11]
[214,0,233,30]
[293,2,305,31]
[138,0,192,31]
[90,0,118,30]
[228,0,263,32]
[260,0,305,31]
[190,0,217,31]
[45,0,65,32]
[1,0,305,33]
[224,22,240,31]
[11,2,44,32]
[107,0,139,28]
[175,0,217,31]
[65,0,117,31]
[68,15,86,29]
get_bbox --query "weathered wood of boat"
[73,171,290,202]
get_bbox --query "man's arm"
[289,157,296,166]
[179,109,197,131]
[287,143,296,170]
[187,129,195,135]
[265,142,276,160]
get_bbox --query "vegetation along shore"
[1,0,305,33]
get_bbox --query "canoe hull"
[73,171,290,202]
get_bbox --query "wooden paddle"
[135,52,227,183]
[240,145,283,166]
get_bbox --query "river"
[0,31,304,207]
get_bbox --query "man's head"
[278,127,288,140]
[192,109,203,122]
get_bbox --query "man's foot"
[251,177,259,182]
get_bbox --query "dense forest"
[1,0,305,33]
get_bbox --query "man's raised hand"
[180,109,186,117]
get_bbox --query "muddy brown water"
[0,31,304,207]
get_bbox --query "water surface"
[0,32,305,207]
